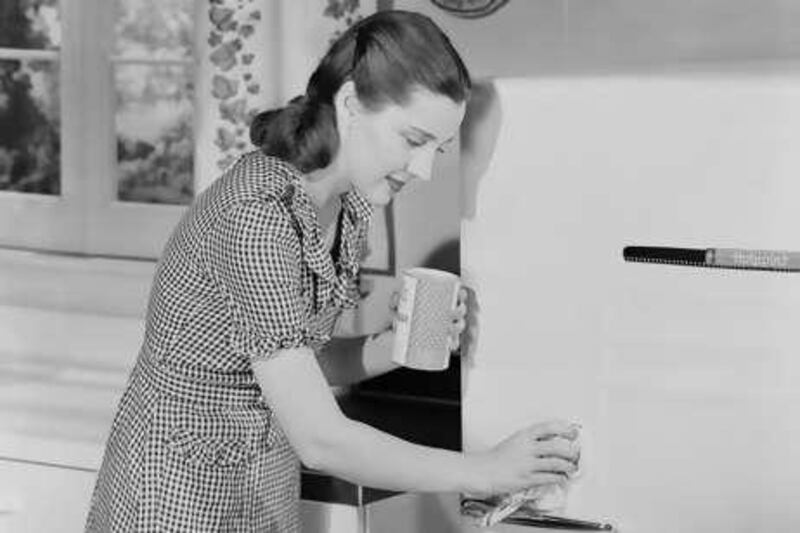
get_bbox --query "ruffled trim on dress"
[259,154,374,313]
[231,325,329,362]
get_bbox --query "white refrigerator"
[460,66,800,532]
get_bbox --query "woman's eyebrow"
[407,126,437,140]
[408,126,455,145]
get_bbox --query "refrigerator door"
[460,69,800,532]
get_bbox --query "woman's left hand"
[389,284,469,353]
[448,286,469,353]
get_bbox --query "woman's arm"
[253,348,579,496]
[316,327,399,387]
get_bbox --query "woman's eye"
[405,137,426,148]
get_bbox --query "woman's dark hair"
[249,10,471,173]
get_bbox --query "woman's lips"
[386,175,407,193]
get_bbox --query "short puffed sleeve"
[206,199,311,362]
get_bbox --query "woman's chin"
[369,193,392,207]
[366,184,394,206]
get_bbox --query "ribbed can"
[392,267,461,371]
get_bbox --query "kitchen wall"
[395,0,800,76]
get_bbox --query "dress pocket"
[167,427,253,469]
[163,401,275,470]
[157,407,264,530]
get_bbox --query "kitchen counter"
[0,354,460,507]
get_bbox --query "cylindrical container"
[392,267,461,371]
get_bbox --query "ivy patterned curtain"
[195,0,379,191]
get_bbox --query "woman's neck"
[304,160,349,229]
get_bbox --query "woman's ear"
[334,80,360,134]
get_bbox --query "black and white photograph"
[1,1,799,532]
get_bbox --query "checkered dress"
[85,152,373,532]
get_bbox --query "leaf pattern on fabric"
[208,2,263,170]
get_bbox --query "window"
[0,1,388,262]
[0,1,60,196]
[0,0,198,259]
[114,0,195,206]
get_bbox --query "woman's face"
[339,85,466,206]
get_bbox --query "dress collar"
[341,184,373,227]
[259,154,374,311]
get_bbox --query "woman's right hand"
[468,419,581,497]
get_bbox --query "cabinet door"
[0,460,96,533]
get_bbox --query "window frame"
[0,3,84,253]
[0,0,198,259]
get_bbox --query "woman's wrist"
[362,326,401,377]
[460,450,492,496]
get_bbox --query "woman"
[86,10,579,532]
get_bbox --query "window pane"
[115,0,194,60]
[0,0,60,50]
[0,58,60,195]
[115,63,193,205]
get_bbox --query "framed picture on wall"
[360,202,397,276]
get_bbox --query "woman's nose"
[405,148,435,182]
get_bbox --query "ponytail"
[249,95,339,173]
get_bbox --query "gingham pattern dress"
[85,152,373,532]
